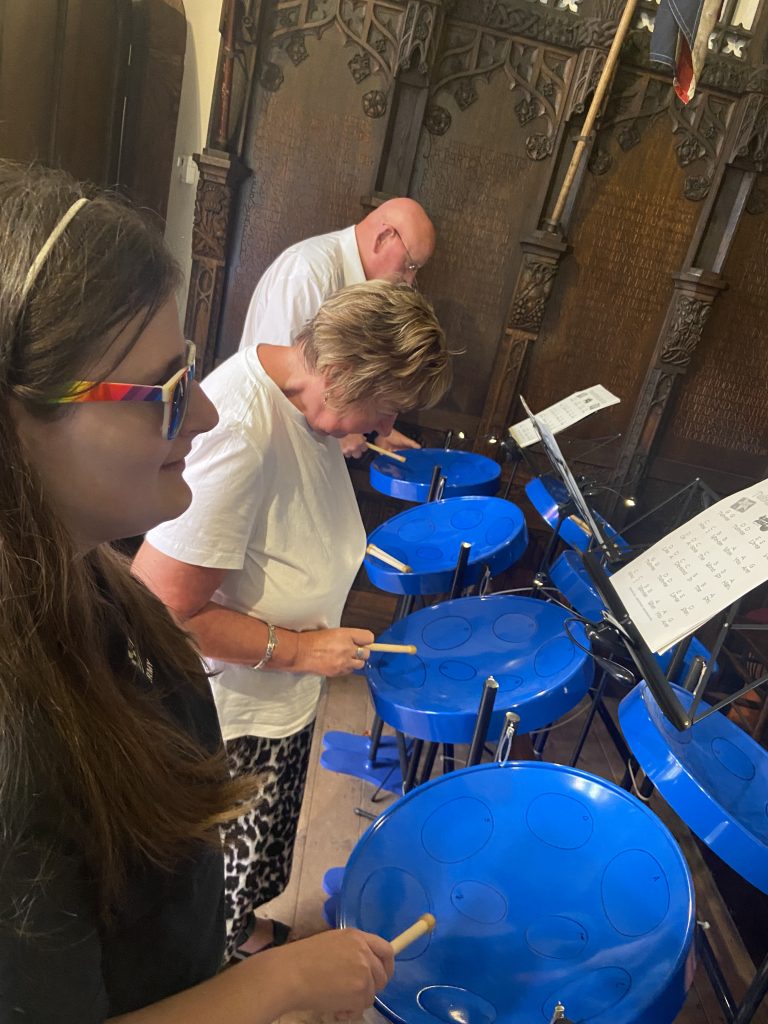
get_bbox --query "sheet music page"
[509,385,620,448]
[519,397,607,548]
[610,479,768,653]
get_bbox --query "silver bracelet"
[252,623,278,670]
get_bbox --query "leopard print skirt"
[221,722,314,962]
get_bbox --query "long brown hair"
[0,161,249,924]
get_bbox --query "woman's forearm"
[109,929,395,1024]
[109,953,290,1024]
[184,601,301,671]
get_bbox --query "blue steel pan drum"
[371,449,501,503]
[620,681,768,894]
[364,497,528,596]
[549,550,713,684]
[365,594,593,743]
[339,761,696,1024]
[525,475,630,553]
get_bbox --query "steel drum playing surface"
[339,762,696,1024]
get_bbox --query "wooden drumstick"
[390,913,436,955]
[369,643,418,654]
[366,442,407,463]
[366,544,412,573]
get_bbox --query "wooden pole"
[548,0,641,228]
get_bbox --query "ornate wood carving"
[450,0,623,49]
[564,46,607,119]
[266,0,408,101]
[474,230,568,451]
[397,0,445,72]
[199,0,768,496]
[430,18,574,160]
[728,87,768,168]
[587,71,737,200]
[185,149,250,376]
[609,271,726,507]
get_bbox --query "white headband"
[21,198,89,301]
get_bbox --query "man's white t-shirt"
[145,347,367,740]
[239,225,366,350]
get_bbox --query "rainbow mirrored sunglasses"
[50,341,196,441]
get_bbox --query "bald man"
[238,198,436,455]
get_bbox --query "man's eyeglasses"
[50,341,196,440]
[389,226,419,275]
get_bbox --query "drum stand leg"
[531,728,550,758]
[732,951,768,1024]
[697,911,768,1024]
[367,714,385,763]
[697,923,738,1022]
[418,742,439,786]
[533,508,571,589]
[568,669,609,768]
[403,739,424,793]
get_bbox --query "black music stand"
[521,397,768,1024]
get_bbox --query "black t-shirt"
[0,643,227,1022]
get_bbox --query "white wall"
[164,0,223,312]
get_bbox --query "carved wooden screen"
[659,197,768,487]
[191,0,768,505]
[217,12,392,359]
[523,88,704,450]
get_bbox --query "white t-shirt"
[239,225,366,350]
[146,347,367,740]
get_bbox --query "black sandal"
[230,917,292,961]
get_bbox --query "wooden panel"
[659,202,768,478]
[410,22,575,424]
[411,77,549,421]
[217,26,389,361]
[120,0,186,220]
[523,114,700,441]
[0,0,180,223]
[0,0,63,163]
[55,0,127,183]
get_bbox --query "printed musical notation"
[508,385,620,448]
[611,481,768,653]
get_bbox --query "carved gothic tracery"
[588,71,736,200]
[397,0,443,72]
[431,20,573,158]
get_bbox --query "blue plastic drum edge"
[339,761,696,1024]
[364,497,528,597]
[370,449,501,503]
[365,594,593,743]
[525,475,629,553]
[620,682,768,895]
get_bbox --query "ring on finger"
[355,646,365,660]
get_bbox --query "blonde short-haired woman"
[133,280,451,962]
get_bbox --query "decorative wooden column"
[185,148,249,376]
[184,0,263,373]
[475,230,568,450]
[607,80,768,511]
[471,6,624,453]
[365,0,451,206]
[608,270,726,507]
